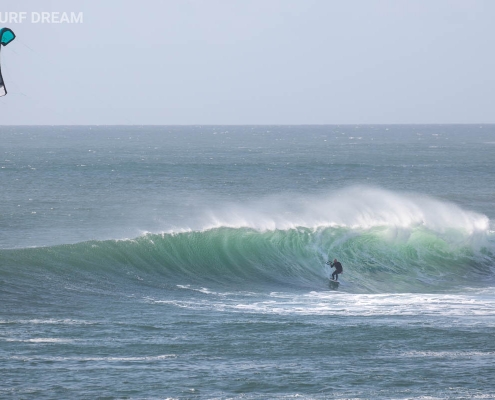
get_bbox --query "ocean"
[1,125,494,399]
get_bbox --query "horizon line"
[1,123,494,127]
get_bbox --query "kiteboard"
[328,279,340,289]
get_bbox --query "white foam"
[0,319,96,325]
[9,354,177,362]
[146,290,495,321]
[177,284,217,295]
[188,186,490,235]
[402,350,495,358]
[4,338,74,343]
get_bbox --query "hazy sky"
[0,0,494,124]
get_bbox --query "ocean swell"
[1,188,493,293]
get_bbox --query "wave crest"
[196,187,489,234]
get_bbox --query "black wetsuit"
[331,261,343,281]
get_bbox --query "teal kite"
[0,27,16,97]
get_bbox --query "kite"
[0,27,16,97]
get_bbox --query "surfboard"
[328,279,340,289]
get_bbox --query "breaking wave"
[1,188,494,293]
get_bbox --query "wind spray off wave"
[198,186,490,234]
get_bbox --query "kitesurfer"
[328,259,343,281]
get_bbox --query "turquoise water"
[1,125,495,398]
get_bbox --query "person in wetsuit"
[329,259,343,281]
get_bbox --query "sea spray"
[195,186,490,234]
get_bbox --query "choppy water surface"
[1,125,495,398]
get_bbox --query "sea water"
[1,125,494,399]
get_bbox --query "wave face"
[2,188,494,293]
